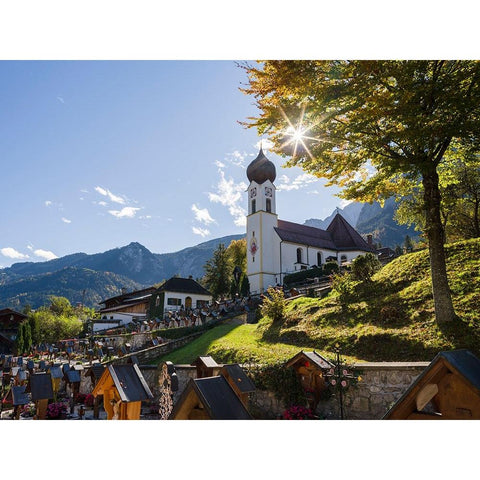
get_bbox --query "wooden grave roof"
[191,356,219,368]
[170,376,252,420]
[85,363,105,380]
[93,364,153,402]
[30,373,54,401]
[12,385,30,406]
[285,350,334,370]
[66,369,81,383]
[219,364,255,393]
[49,365,63,379]
[384,349,480,420]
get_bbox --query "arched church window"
[296,248,303,264]
[317,252,322,266]
[266,198,271,213]
[252,199,256,214]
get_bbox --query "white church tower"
[246,146,280,294]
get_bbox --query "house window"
[196,300,209,308]
[317,252,322,266]
[167,298,182,306]
[296,248,303,264]
[252,199,256,214]
[266,198,271,213]
[155,295,160,307]
[340,255,347,263]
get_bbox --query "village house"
[245,147,376,294]
[148,276,212,319]
[0,308,27,355]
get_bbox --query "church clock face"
[265,186,273,197]
[250,187,257,198]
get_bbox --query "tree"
[226,239,247,274]
[49,296,74,316]
[395,142,480,242]
[240,275,250,297]
[203,243,233,300]
[242,60,480,324]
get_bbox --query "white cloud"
[95,186,126,205]
[215,160,226,168]
[191,204,215,225]
[276,173,319,191]
[208,170,247,227]
[340,199,354,208]
[255,139,274,151]
[98,201,108,207]
[0,247,29,260]
[34,249,58,261]
[61,217,72,224]
[108,207,140,218]
[139,215,152,220]
[192,227,210,237]
[226,150,247,168]
[80,189,89,193]
[56,96,65,104]
[45,200,52,207]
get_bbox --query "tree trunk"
[422,171,456,323]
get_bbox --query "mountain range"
[305,198,419,248]
[0,200,420,310]
[0,234,243,309]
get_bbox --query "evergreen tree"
[405,235,414,253]
[16,323,24,355]
[240,275,250,297]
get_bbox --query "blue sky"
[0,60,346,268]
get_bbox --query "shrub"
[260,287,286,322]
[351,253,381,282]
[330,272,357,306]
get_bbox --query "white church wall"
[280,242,338,277]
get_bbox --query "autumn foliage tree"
[241,60,480,324]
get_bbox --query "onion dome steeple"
[246,146,276,184]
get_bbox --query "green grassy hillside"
[157,239,480,364]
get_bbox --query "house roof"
[285,350,334,370]
[99,287,157,306]
[30,373,54,401]
[158,277,211,296]
[171,376,252,420]
[220,364,256,393]
[103,364,153,402]
[384,349,480,419]
[327,213,375,252]
[0,308,28,321]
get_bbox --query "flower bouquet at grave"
[46,402,69,419]
[282,405,316,420]
[75,393,87,404]
[21,404,36,418]
[84,394,94,408]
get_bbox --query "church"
[246,147,375,295]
